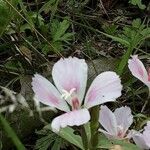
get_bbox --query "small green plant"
[0,0,18,36]
[129,0,146,9]
[117,18,150,75]
[105,18,150,75]
[35,128,68,150]
[42,19,74,55]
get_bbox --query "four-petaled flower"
[128,55,150,91]
[99,105,133,139]
[32,57,122,132]
[132,121,150,150]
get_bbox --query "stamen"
[61,88,76,100]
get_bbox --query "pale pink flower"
[99,105,133,139]
[132,121,150,150]
[32,57,122,132]
[128,55,150,90]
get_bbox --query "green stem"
[0,114,26,150]
[148,88,150,99]
[81,126,89,150]
[117,46,133,75]
[90,106,100,150]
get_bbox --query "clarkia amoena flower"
[128,55,150,91]
[32,57,122,132]
[132,121,150,149]
[99,105,133,139]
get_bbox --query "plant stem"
[81,126,89,150]
[90,106,100,150]
[0,114,26,150]
[117,46,132,75]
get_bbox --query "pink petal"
[128,55,149,87]
[51,108,90,132]
[114,106,133,135]
[132,132,149,149]
[98,128,116,139]
[84,71,122,108]
[52,57,88,106]
[32,74,69,112]
[99,106,117,137]
[143,121,150,147]
[144,121,150,131]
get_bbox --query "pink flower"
[32,57,122,132]
[128,55,150,90]
[99,105,133,139]
[132,121,150,149]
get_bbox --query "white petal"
[114,106,133,134]
[32,74,69,112]
[132,132,149,149]
[143,121,150,147]
[51,108,90,132]
[144,121,150,131]
[99,129,117,139]
[99,106,117,136]
[84,71,122,108]
[52,57,88,105]
[128,55,150,87]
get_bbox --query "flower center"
[61,88,76,100]
[72,97,80,110]
[61,88,80,110]
[117,125,124,138]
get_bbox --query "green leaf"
[51,138,61,150]
[35,133,55,150]
[0,0,19,36]
[98,134,114,149]
[98,134,140,150]
[59,127,84,150]
[129,0,146,9]
[0,0,14,36]
[44,125,84,150]
[102,32,130,47]
[51,19,73,42]
[117,18,150,75]
[60,32,74,43]
[83,122,91,143]
[102,23,118,35]
[39,0,57,14]
[35,127,68,150]
[19,1,34,27]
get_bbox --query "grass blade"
[0,114,26,150]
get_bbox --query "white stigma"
[61,88,76,100]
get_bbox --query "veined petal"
[114,106,133,134]
[128,55,149,87]
[51,108,90,132]
[32,74,69,112]
[52,57,88,106]
[99,106,117,136]
[84,71,122,108]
